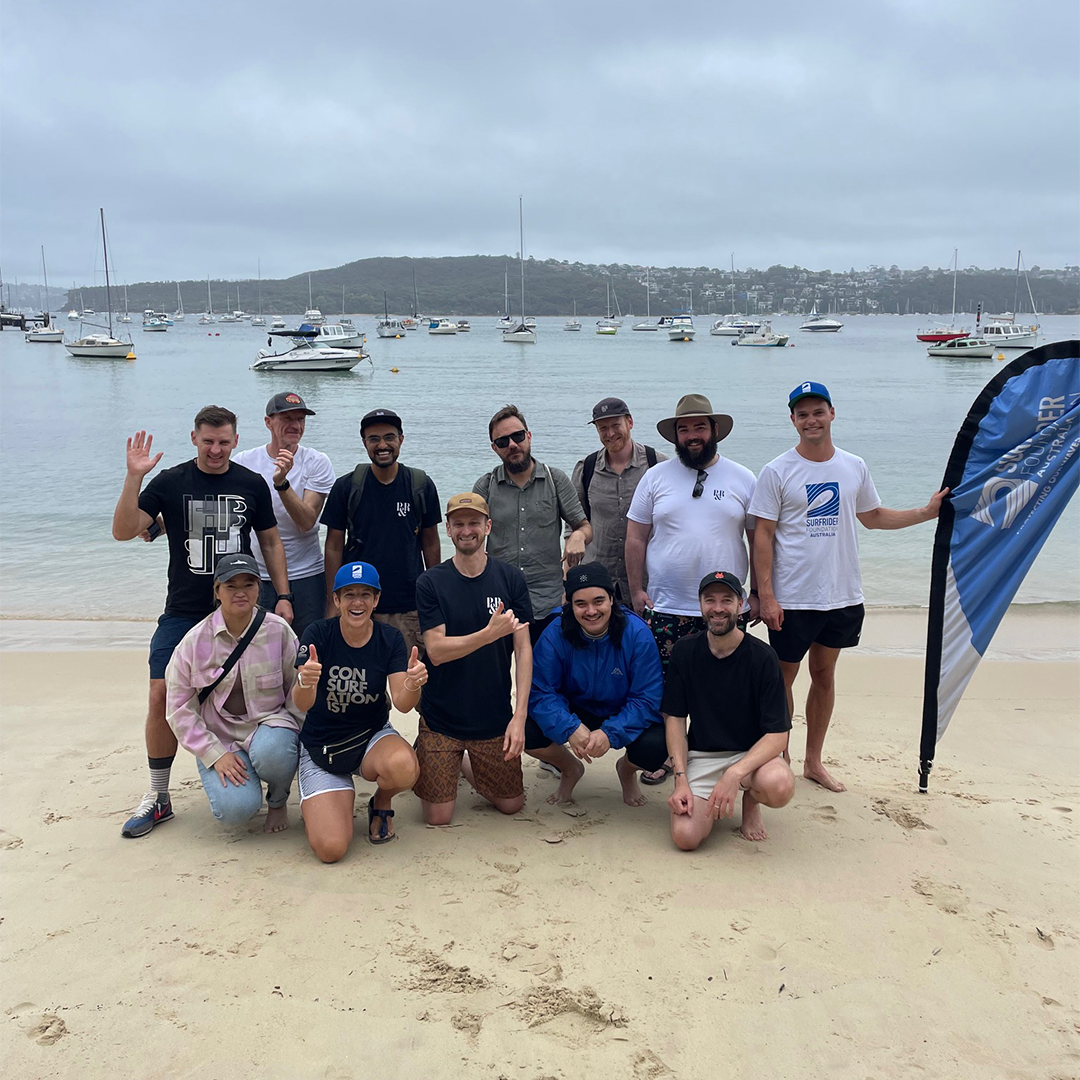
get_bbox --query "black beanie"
[564,562,614,600]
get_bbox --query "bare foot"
[546,758,585,805]
[739,793,767,841]
[264,805,289,833]
[616,755,648,807]
[803,762,846,793]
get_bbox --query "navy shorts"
[768,604,865,664]
[148,613,202,679]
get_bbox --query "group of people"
[113,384,945,860]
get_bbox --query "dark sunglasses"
[692,469,709,498]
[493,428,528,449]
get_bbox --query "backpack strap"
[579,451,600,521]
[645,444,658,468]
[198,607,267,705]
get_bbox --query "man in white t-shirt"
[233,392,336,638]
[626,392,760,780]
[750,381,947,793]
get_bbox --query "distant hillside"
[63,255,1080,317]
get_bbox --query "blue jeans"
[196,725,300,826]
[258,572,325,641]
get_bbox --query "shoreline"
[3,601,1077,659]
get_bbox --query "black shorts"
[523,714,668,773]
[768,604,865,664]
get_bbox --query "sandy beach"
[2,625,1078,1078]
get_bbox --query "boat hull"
[26,329,65,343]
[251,346,365,371]
[65,341,133,358]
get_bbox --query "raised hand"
[126,430,163,478]
[486,601,526,642]
[272,447,295,487]
[405,646,428,687]
[297,643,322,690]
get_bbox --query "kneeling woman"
[166,553,302,834]
[292,562,424,862]
[526,563,667,806]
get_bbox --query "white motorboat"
[502,198,536,345]
[26,325,65,343]
[668,314,696,341]
[981,318,1038,348]
[251,314,266,327]
[270,315,285,330]
[315,322,366,348]
[67,309,79,320]
[252,327,368,371]
[428,317,458,334]
[457,319,471,332]
[142,318,168,332]
[800,303,843,332]
[64,210,134,360]
[709,315,762,336]
[927,335,993,358]
[401,316,419,331]
[731,321,789,347]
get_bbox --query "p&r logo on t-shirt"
[486,596,503,615]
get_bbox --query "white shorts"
[297,724,399,803]
[685,750,751,801]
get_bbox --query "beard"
[707,611,738,638]
[504,451,533,475]
[675,433,718,469]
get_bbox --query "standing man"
[663,571,794,849]
[474,404,592,643]
[571,396,666,604]
[322,407,441,655]
[750,382,946,793]
[413,493,533,825]
[112,406,293,838]
[233,392,335,640]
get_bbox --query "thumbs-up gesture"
[405,646,428,690]
[486,600,526,642]
[297,643,322,691]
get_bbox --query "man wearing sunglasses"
[322,408,442,655]
[626,393,759,678]
[474,405,592,644]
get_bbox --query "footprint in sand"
[0,833,24,850]
[911,877,968,914]
[811,805,837,824]
[1051,806,1073,813]
[28,1014,68,1045]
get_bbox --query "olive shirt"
[571,441,667,602]
[473,461,586,621]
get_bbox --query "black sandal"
[640,762,674,786]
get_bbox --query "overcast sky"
[3,0,1077,288]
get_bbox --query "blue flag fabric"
[920,340,1079,791]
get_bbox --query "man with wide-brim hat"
[625,393,760,784]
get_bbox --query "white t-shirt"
[627,456,756,616]
[748,446,881,610]
[231,444,336,580]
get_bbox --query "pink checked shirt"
[165,608,304,768]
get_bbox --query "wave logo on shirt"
[805,482,840,519]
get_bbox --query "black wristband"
[276,593,294,603]
[749,588,759,596]
[274,478,290,491]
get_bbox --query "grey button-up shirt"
[474,461,586,619]
[571,441,667,602]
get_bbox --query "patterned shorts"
[645,610,706,675]
[413,717,524,804]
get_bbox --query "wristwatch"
[276,593,294,603]
[274,479,291,491]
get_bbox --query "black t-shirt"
[661,632,791,752]
[321,467,441,614]
[297,618,408,759]
[138,459,277,618]
[415,556,532,740]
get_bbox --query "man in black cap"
[663,571,794,849]
[233,392,335,639]
[322,407,441,655]
[571,397,666,605]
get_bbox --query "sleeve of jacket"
[165,627,228,769]
[527,627,580,746]
[599,617,664,749]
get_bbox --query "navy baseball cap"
[698,570,744,599]
[788,381,832,410]
[214,553,261,582]
[333,562,382,592]
[360,408,403,433]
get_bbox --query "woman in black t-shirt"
[293,562,425,862]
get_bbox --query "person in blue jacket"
[525,562,667,806]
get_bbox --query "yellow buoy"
[127,352,136,360]
[390,367,399,373]
[997,352,1006,361]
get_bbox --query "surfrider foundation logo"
[805,482,840,518]
[971,477,1039,529]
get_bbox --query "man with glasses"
[322,408,442,655]
[474,405,592,644]
[626,393,759,671]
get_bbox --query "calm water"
[1,312,1077,647]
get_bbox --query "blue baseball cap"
[788,381,832,410]
[332,562,382,592]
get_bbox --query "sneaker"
[121,792,174,838]
[537,761,562,780]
